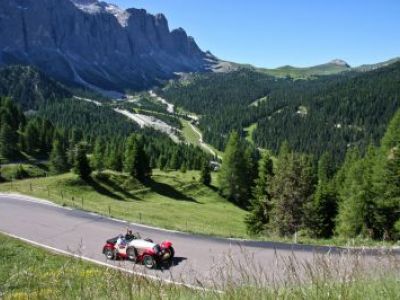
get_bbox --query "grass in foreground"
[0,170,248,238]
[1,233,399,300]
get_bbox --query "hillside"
[0,170,247,237]
[253,62,400,159]
[0,65,71,109]
[161,62,400,161]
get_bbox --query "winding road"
[187,122,221,159]
[0,194,396,289]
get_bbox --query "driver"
[125,229,136,241]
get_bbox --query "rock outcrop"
[0,0,217,91]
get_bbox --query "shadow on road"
[160,257,187,270]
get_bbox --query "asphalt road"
[0,194,396,289]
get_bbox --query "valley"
[72,89,219,156]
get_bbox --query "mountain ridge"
[238,57,400,79]
[0,0,218,93]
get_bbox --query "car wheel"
[126,247,137,262]
[104,249,115,260]
[143,255,156,269]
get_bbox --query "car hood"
[128,239,156,249]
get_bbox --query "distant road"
[149,90,175,114]
[187,122,220,158]
[114,109,180,143]
[0,194,394,288]
[73,96,181,143]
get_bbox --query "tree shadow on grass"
[95,174,140,201]
[144,178,200,203]
[207,185,219,193]
[85,177,125,201]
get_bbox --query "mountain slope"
[0,0,217,92]
[354,57,400,72]
[0,65,71,109]
[253,62,400,159]
[161,62,400,161]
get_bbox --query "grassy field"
[181,119,201,146]
[1,233,399,299]
[0,163,48,181]
[0,170,247,238]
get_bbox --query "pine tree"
[372,109,400,240]
[243,146,259,199]
[105,143,123,172]
[180,163,187,173]
[218,131,249,206]
[158,155,167,170]
[169,150,180,170]
[246,152,274,234]
[73,143,92,180]
[0,123,18,161]
[91,137,105,172]
[0,160,3,182]
[269,143,314,236]
[200,159,212,186]
[124,134,150,181]
[49,137,70,174]
[70,128,83,146]
[336,146,376,238]
[40,119,55,154]
[18,123,25,152]
[304,152,337,238]
[24,120,40,155]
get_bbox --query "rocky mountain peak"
[329,59,351,68]
[71,0,98,5]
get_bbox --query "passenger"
[116,234,126,247]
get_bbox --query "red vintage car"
[102,233,174,269]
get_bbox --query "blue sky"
[113,0,400,68]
